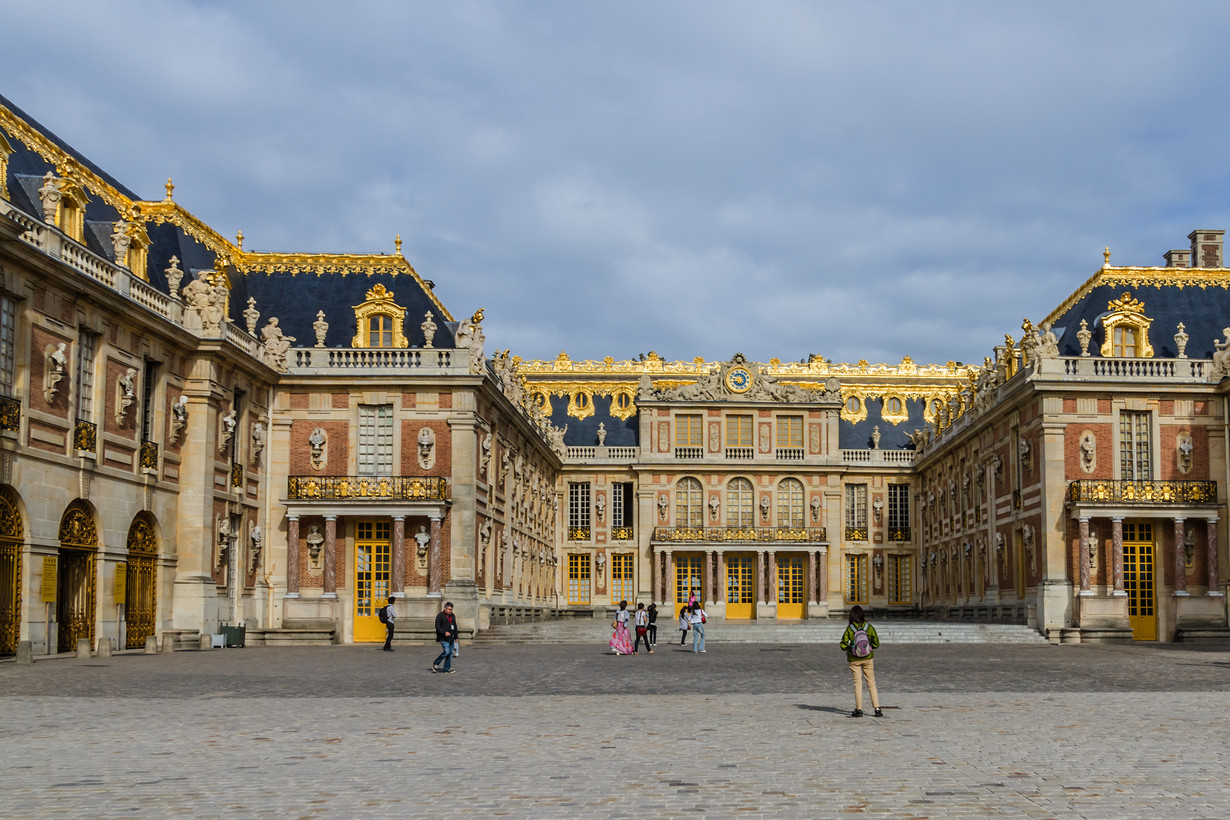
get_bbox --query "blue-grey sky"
[5,2,1230,366]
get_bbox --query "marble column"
[1174,518,1189,596]
[286,516,300,596]
[428,515,443,595]
[1111,517,1125,596]
[806,550,816,603]
[664,550,674,604]
[323,515,337,597]
[817,548,828,605]
[757,551,767,603]
[651,549,659,603]
[391,516,405,596]
[1077,518,1091,595]
[767,551,777,603]
[715,551,726,604]
[704,550,715,605]
[1208,518,1222,596]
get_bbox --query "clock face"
[726,367,752,394]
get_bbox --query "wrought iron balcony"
[287,475,449,501]
[0,396,19,432]
[140,440,159,471]
[888,526,911,542]
[611,526,634,541]
[652,526,826,543]
[73,420,97,452]
[1068,479,1217,505]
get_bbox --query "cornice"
[515,353,973,382]
[1043,264,1230,328]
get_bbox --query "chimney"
[1163,249,1191,268]
[1189,230,1225,268]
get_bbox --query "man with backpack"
[839,605,882,717]
[379,596,395,651]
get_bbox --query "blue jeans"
[433,640,455,671]
[692,623,705,652]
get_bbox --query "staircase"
[472,618,1047,645]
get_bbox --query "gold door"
[125,514,157,649]
[567,553,590,604]
[610,553,634,603]
[675,555,703,604]
[1123,523,1157,641]
[725,554,755,619]
[57,548,95,653]
[777,555,805,619]
[0,491,21,656]
[354,521,391,642]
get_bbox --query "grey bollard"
[162,634,176,654]
[97,637,112,658]
[76,638,91,659]
[198,634,210,650]
[15,640,33,665]
[144,635,158,654]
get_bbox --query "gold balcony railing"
[652,526,826,543]
[287,475,449,501]
[1068,479,1217,505]
[845,526,868,541]
[140,440,159,471]
[611,526,634,541]
[888,526,911,542]
[0,396,19,432]
[73,420,97,452]
[568,526,591,541]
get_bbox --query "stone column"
[807,550,816,603]
[1077,518,1091,595]
[428,515,443,595]
[1111,517,1126,596]
[391,516,405,596]
[757,551,767,603]
[664,550,674,604]
[715,551,726,604]
[767,551,777,603]
[322,515,337,597]
[1174,517,1189,596]
[651,548,659,603]
[817,547,828,605]
[286,516,300,597]
[1208,518,1222,596]
[704,550,715,605]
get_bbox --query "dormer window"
[1100,292,1154,359]
[351,284,408,349]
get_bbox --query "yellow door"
[777,555,805,619]
[567,554,590,604]
[1124,523,1156,641]
[354,521,391,642]
[610,553,634,603]
[675,555,703,604]
[726,554,755,619]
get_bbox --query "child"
[678,604,691,645]
[839,605,882,717]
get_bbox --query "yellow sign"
[115,562,127,603]
[41,556,57,603]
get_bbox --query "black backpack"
[377,605,389,624]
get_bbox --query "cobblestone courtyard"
[3,642,1229,818]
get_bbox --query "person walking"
[646,603,658,647]
[609,600,634,655]
[432,601,458,673]
[381,596,395,652]
[689,603,707,653]
[839,605,882,717]
[633,602,653,654]
[678,604,691,645]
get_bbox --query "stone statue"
[421,311,437,348]
[306,523,324,567]
[708,495,720,520]
[636,374,656,400]
[596,422,607,447]
[116,367,137,426]
[1037,322,1060,359]
[308,427,327,469]
[657,494,668,520]
[243,298,260,334]
[454,308,486,375]
[810,495,821,522]
[417,427,436,469]
[1175,323,1189,358]
[111,221,132,267]
[1076,319,1092,357]
[260,318,295,372]
[546,423,567,458]
[1212,328,1230,379]
[251,419,265,462]
[170,395,189,444]
[38,172,62,223]
[249,524,263,574]
[164,257,184,298]
[480,432,492,476]
[313,311,328,348]
[183,272,226,335]
[44,342,68,404]
[414,524,431,568]
[759,495,771,519]
[1177,433,1194,474]
[218,408,237,454]
[595,493,606,521]
[871,425,881,450]
[1079,430,1096,473]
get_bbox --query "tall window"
[567,554,591,604]
[727,477,754,527]
[845,554,868,604]
[358,404,393,474]
[675,414,703,457]
[568,483,591,540]
[777,478,804,528]
[75,331,97,423]
[887,554,913,605]
[140,361,160,442]
[0,295,14,397]
[776,415,803,459]
[612,482,634,539]
[675,477,704,528]
[1112,326,1138,357]
[1119,411,1151,480]
[610,553,634,602]
[367,314,393,348]
[887,484,910,540]
[726,414,753,457]
[845,484,868,540]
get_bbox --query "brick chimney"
[1189,230,1225,268]
[1163,248,1191,267]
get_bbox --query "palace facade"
[0,92,1226,655]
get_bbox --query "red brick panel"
[289,420,349,475]
[1064,423,1112,480]
[401,419,451,475]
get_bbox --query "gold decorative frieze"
[611,526,634,541]
[58,503,98,549]
[651,526,827,543]
[1068,479,1216,504]
[287,475,449,501]
[126,515,158,554]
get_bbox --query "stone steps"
[473,619,1047,645]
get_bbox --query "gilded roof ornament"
[1103,246,1111,267]
[236,230,244,251]
[395,235,402,255]
[1107,292,1145,315]
[164,178,174,200]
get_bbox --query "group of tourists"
[608,600,659,655]
[377,597,460,674]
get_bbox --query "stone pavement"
[2,642,1229,818]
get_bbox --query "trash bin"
[219,624,246,648]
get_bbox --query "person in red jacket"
[432,602,458,673]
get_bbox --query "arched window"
[777,478,804,528]
[727,477,754,527]
[675,477,704,528]
[367,314,393,348]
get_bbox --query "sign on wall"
[41,556,57,603]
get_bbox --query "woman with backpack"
[839,605,882,718]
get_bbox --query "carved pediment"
[351,284,408,348]
[655,354,841,403]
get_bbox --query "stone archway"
[0,487,23,656]
[124,513,158,649]
[57,500,98,653]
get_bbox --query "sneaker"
[873,708,884,717]
[699,649,706,653]
[430,667,438,673]
[851,709,864,718]
[445,669,455,674]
